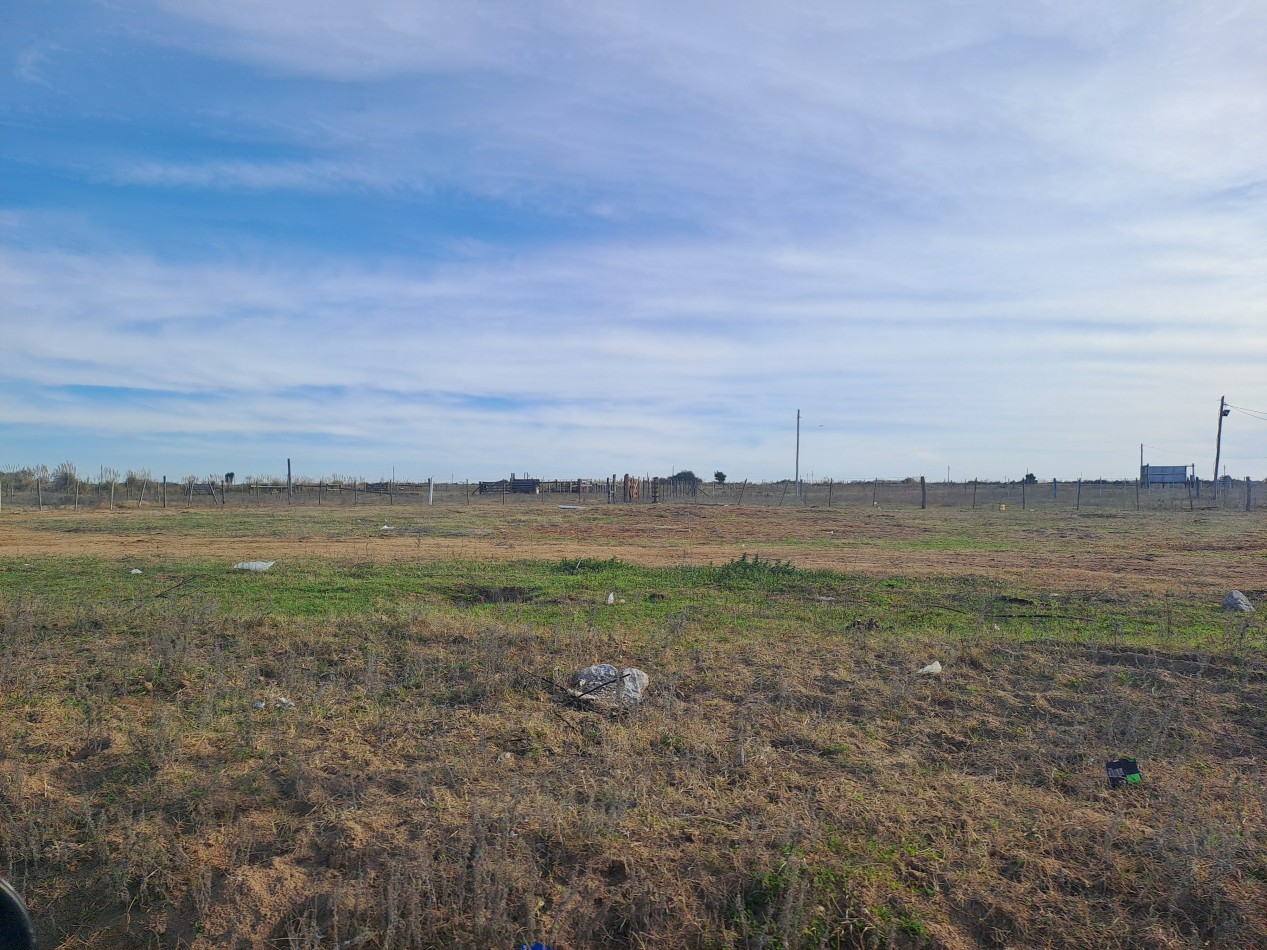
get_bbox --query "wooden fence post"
[827,478,833,508]
[1021,478,1026,510]
[1247,477,1252,512]
[920,475,926,510]
[429,477,434,506]
[972,479,978,510]
[37,477,42,511]
[287,459,293,506]
[1076,478,1082,511]
[161,476,166,509]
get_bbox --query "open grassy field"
[1,502,1265,948]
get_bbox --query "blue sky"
[3,1,1266,483]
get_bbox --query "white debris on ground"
[234,561,276,571]
[276,697,294,711]
[916,660,943,677]
[1223,590,1255,613]
[129,569,143,575]
[606,592,616,605]
[567,663,649,708]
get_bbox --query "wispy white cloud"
[3,1,1266,478]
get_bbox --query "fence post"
[37,477,42,511]
[827,478,833,508]
[1247,477,1252,512]
[1134,480,1140,511]
[161,476,166,509]
[287,459,293,506]
[1021,478,1026,510]
[972,479,978,510]
[429,477,434,506]
[920,475,926,509]
[1076,478,1082,511]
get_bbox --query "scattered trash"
[234,561,276,572]
[1223,590,1255,613]
[129,568,143,575]
[519,943,555,950]
[252,700,266,710]
[606,592,616,605]
[558,505,586,510]
[567,663,649,708]
[999,503,1007,511]
[497,751,513,764]
[380,525,396,531]
[916,660,943,677]
[814,596,836,603]
[1106,757,1142,789]
[276,697,294,711]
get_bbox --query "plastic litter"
[606,592,616,605]
[1106,757,1142,789]
[916,660,943,676]
[129,569,143,575]
[380,525,396,531]
[234,561,275,572]
[558,505,586,510]
[276,697,294,711]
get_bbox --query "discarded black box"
[1106,758,1142,789]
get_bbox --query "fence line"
[0,475,1259,513]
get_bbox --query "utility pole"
[794,409,801,496]
[1213,396,1229,499]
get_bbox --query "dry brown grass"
[2,504,1266,948]
[3,501,1265,595]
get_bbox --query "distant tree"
[1023,472,1038,485]
[714,471,727,484]
[668,470,701,487]
[52,461,78,492]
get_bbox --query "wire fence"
[0,474,1260,513]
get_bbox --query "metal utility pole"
[1213,396,1229,499]
[794,409,801,496]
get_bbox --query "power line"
[1225,403,1267,422]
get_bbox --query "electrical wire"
[1225,403,1267,422]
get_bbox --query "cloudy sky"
[3,1,1266,483]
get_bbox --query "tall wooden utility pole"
[794,409,801,496]
[1213,396,1229,499]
